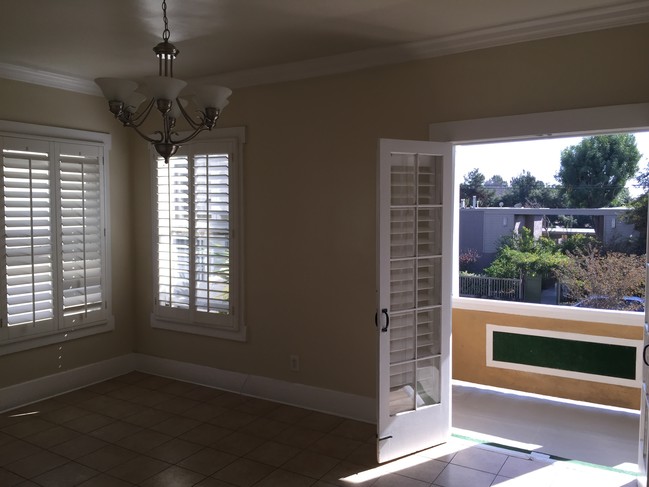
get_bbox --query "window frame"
[150,127,246,341]
[0,120,113,356]
[428,102,649,324]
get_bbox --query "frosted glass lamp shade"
[125,92,147,113]
[95,78,138,102]
[142,76,187,101]
[192,85,232,110]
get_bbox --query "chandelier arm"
[176,98,203,130]
[129,125,164,144]
[126,98,157,126]
[170,126,210,145]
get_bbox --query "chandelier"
[95,0,231,163]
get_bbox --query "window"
[0,123,112,354]
[151,128,245,341]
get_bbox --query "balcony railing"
[452,297,643,410]
[459,274,522,301]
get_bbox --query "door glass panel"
[391,154,416,206]
[417,357,441,406]
[417,208,442,256]
[390,361,415,415]
[391,209,415,258]
[417,257,441,308]
[417,308,441,357]
[390,260,415,311]
[417,154,443,206]
[390,312,415,363]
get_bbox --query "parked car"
[573,295,644,312]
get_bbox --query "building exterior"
[460,207,639,272]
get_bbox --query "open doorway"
[429,106,649,475]
[456,133,648,307]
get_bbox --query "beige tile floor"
[0,372,640,486]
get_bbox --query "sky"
[455,132,649,198]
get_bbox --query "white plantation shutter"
[157,155,191,312]
[154,134,242,335]
[2,138,55,335]
[194,153,230,315]
[58,143,105,327]
[0,133,109,344]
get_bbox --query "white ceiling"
[2,0,649,93]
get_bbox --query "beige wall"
[0,79,135,388]
[132,24,649,400]
[1,23,649,399]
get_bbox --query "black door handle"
[644,344,649,367]
[374,308,390,332]
[381,308,389,333]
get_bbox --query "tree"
[622,162,649,253]
[460,168,496,206]
[500,171,559,207]
[485,175,507,187]
[485,227,568,279]
[556,134,641,208]
[459,248,480,273]
[555,247,645,308]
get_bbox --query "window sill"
[150,314,247,342]
[0,317,115,356]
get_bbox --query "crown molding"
[2,1,649,94]
[0,62,101,96]
[208,0,649,88]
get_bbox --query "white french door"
[639,212,649,485]
[376,139,453,463]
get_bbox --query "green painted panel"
[492,331,636,380]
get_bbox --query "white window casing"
[0,121,113,355]
[151,127,246,341]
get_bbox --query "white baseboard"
[0,353,376,424]
[0,353,137,413]
[135,354,375,423]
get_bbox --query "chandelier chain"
[161,0,170,41]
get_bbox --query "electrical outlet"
[289,354,300,372]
